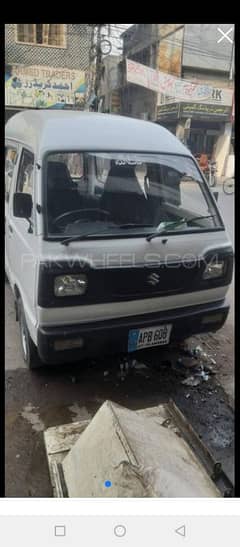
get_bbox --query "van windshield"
[45,152,222,239]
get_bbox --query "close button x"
[217,27,233,44]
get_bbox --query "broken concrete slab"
[60,400,221,498]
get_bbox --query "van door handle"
[8,224,13,234]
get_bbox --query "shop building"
[121,24,234,178]
[5,24,91,122]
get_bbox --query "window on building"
[131,47,151,67]
[16,24,66,47]
[151,43,157,68]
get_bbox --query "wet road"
[5,330,234,497]
[5,190,234,497]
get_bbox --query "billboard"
[5,65,86,109]
[126,59,233,106]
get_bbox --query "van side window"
[17,149,34,196]
[5,146,18,201]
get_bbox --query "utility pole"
[94,24,103,111]
[85,24,96,109]
[87,24,111,111]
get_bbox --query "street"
[5,190,234,497]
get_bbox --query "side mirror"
[213,191,219,202]
[13,192,33,218]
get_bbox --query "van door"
[8,147,38,341]
[5,143,19,278]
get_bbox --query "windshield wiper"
[61,224,154,245]
[61,229,114,245]
[146,215,216,242]
[61,215,215,245]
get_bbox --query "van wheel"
[18,298,42,370]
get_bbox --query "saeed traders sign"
[126,59,233,106]
[5,65,86,108]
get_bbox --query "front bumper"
[37,299,229,364]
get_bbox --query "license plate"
[128,324,172,352]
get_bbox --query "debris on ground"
[193,345,203,358]
[204,364,217,375]
[68,343,218,390]
[182,376,201,387]
[173,341,219,387]
[132,362,148,371]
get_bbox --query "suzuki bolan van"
[5,111,233,368]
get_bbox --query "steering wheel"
[52,208,112,229]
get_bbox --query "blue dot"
[104,480,112,488]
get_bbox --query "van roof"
[5,110,191,158]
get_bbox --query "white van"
[5,111,233,368]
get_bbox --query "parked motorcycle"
[195,154,217,188]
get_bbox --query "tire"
[18,298,42,369]
[223,178,234,195]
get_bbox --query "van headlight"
[203,260,226,280]
[54,274,88,296]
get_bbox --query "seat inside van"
[101,163,148,224]
[47,161,81,219]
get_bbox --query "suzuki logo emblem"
[147,272,160,286]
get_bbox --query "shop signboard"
[5,65,86,109]
[127,59,233,106]
[180,102,232,119]
[157,103,179,119]
[157,101,232,122]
